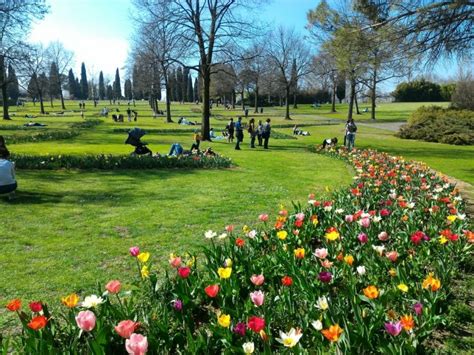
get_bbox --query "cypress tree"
[113,68,122,99]
[182,67,189,102]
[98,71,106,100]
[67,69,76,99]
[106,84,113,103]
[49,62,61,106]
[193,77,199,102]
[75,78,81,99]
[187,74,193,102]
[124,78,132,100]
[80,62,88,100]
[7,64,19,102]
[176,67,183,102]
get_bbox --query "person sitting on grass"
[191,131,201,151]
[322,137,338,149]
[0,136,16,199]
[169,143,184,156]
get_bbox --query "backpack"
[348,123,357,133]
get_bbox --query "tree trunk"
[355,93,360,115]
[279,95,282,107]
[347,79,356,120]
[285,86,291,120]
[59,81,66,109]
[241,88,245,110]
[331,78,336,112]
[39,92,45,114]
[50,96,54,107]
[254,85,259,113]
[371,70,377,120]
[201,67,211,141]
[231,90,235,109]
[163,69,172,123]
[0,55,10,120]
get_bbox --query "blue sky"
[29,0,457,89]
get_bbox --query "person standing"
[235,116,244,150]
[127,107,132,122]
[263,118,271,149]
[257,120,264,146]
[248,118,256,148]
[227,118,235,143]
[345,118,357,150]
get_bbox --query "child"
[322,137,338,148]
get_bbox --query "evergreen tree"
[80,62,88,100]
[193,77,199,102]
[176,67,183,102]
[113,68,122,99]
[187,74,193,102]
[168,69,175,102]
[75,78,81,98]
[124,78,132,100]
[98,71,106,100]
[27,73,38,99]
[49,62,61,106]
[132,64,142,100]
[6,64,19,102]
[290,58,298,109]
[106,84,113,103]
[182,67,189,102]
[336,76,346,103]
[67,69,77,99]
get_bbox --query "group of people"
[0,136,17,199]
[224,117,272,150]
[322,118,358,150]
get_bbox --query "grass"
[0,99,472,331]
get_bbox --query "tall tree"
[98,71,106,100]
[187,74,193,102]
[79,62,88,100]
[113,68,122,99]
[131,64,143,100]
[48,61,61,107]
[6,64,19,102]
[182,67,190,102]
[106,84,113,104]
[124,78,133,100]
[266,27,313,119]
[290,58,298,109]
[20,44,49,114]
[193,77,199,102]
[336,75,346,104]
[67,69,76,99]
[46,41,74,109]
[0,0,48,119]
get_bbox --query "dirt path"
[357,121,405,132]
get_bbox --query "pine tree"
[49,62,61,106]
[75,78,81,99]
[187,74,193,102]
[124,79,132,100]
[176,67,183,102]
[106,84,113,103]
[67,69,77,99]
[182,67,189,102]
[113,68,122,99]
[98,71,106,100]
[193,77,199,102]
[6,64,19,102]
[80,62,89,100]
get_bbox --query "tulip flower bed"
[11,153,232,170]
[3,148,472,354]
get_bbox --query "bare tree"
[311,52,338,112]
[0,0,48,119]
[46,41,74,110]
[266,27,313,120]
[20,44,49,114]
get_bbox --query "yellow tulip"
[218,267,232,279]
[218,314,231,327]
[277,230,288,240]
[61,293,79,308]
[397,283,409,293]
[141,265,150,278]
[137,252,150,263]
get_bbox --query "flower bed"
[3,148,472,353]
[5,130,80,144]
[11,153,232,170]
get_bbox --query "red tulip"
[205,284,220,298]
[178,267,191,278]
[281,276,293,286]
[247,316,265,332]
[29,301,43,313]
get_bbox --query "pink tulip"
[250,291,264,306]
[357,233,368,244]
[386,251,398,262]
[295,212,305,221]
[106,280,121,294]
[250,274,264,286]
[258,214,269,222]
[378,231,389,241]
[125,333,148,355]
[75,310,96,332]
[169,256,182,268]
[115,320,139,339]
[129,247,140,257]
[384,321,402,336]
[314,248,328,259]
[345,215,353,223]
[360,217,371,228]
[225,225,234,232]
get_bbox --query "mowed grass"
[0,99,472,329]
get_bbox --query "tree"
[266,27,313,119]
[48,61,61,107]
[0,0,48,119]
[176,66,183,102]
[79,62,88,100]
[106,84,113,104]
[187,74,193,102]
[67,69,76,99]
[336,75,346,103]
[20,44,49,114]
[290,58,298,109]
[113,68,122,99]
[98,71,106,100]
[311,52,337,111]
[124,79,133,100]
[193,77,199,102]
[451,73,474,110]
[6,64,19,102]
[46,41,74,109]
[392,79,443,102]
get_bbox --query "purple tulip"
[173,299,183,312]
[319,271,332,283]
[233,322,246,336]
[413,302,423,316]
[384,321,402,336]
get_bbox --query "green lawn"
[0,99,472,329]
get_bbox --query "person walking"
[345,118,357,150]
[257,120,264,146]
[235,116,244,150]
[263,118,271,149]
[248,118,256,148]
[227,118,235,143]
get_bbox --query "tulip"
[344,214,353,223]
[378,231,389,241]
[178,267,191,279]
[397,283,409,293]
[137,252,150,263]
[173,299,183,311]
[250,290,264,307]
[363,285,379,299]
[27,315,48,330]
[242,342,255,354]
[233,322,246,336]
[356,265,366,275]
[106,280,121,294]
[125,333,148,355]
[225,224,234,232]
[384,321,402,336]
[258,214,269,222]
[319,271,332,283]
[281,276,293,286]
[115,320,139,339]
[314,248,328,259]
[400,314,415,331]
[28,301,43,313]
[316,296,329,310]
[359,217,371,228]
[205,284,220,298]
[321,259,333,268]
[129,246,140,257]
[357,233,368,243]
[250,274,264,286]
[276,328,303,348]
[169,255,181,268]
[321,324,343,342]
[386,251,398,262]
[218,314,231,328]
[247,316,265,332]
[75,310,96,332]
[61,293,79,308]
[413,302,423,315]
[311,320,323,330]
[6,299,21,312]
[294,248,305,259]
[218,267,232,279]
[81,295,104,308]
[277,230,288,240]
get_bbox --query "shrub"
[397,106,474,145]
[10,153,232,170]
[4,130,80,144]
[3,148,472,353]
[70,119,103,129]
[392,79,444,102]
[451,79,474,110]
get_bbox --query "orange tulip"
[422,273,441,291]
[400,314,415,331]
[27,315,48,331]
[5,299,21,312]
[363,285,379,299]
[321,324,344,342]
[344,255,354,266]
